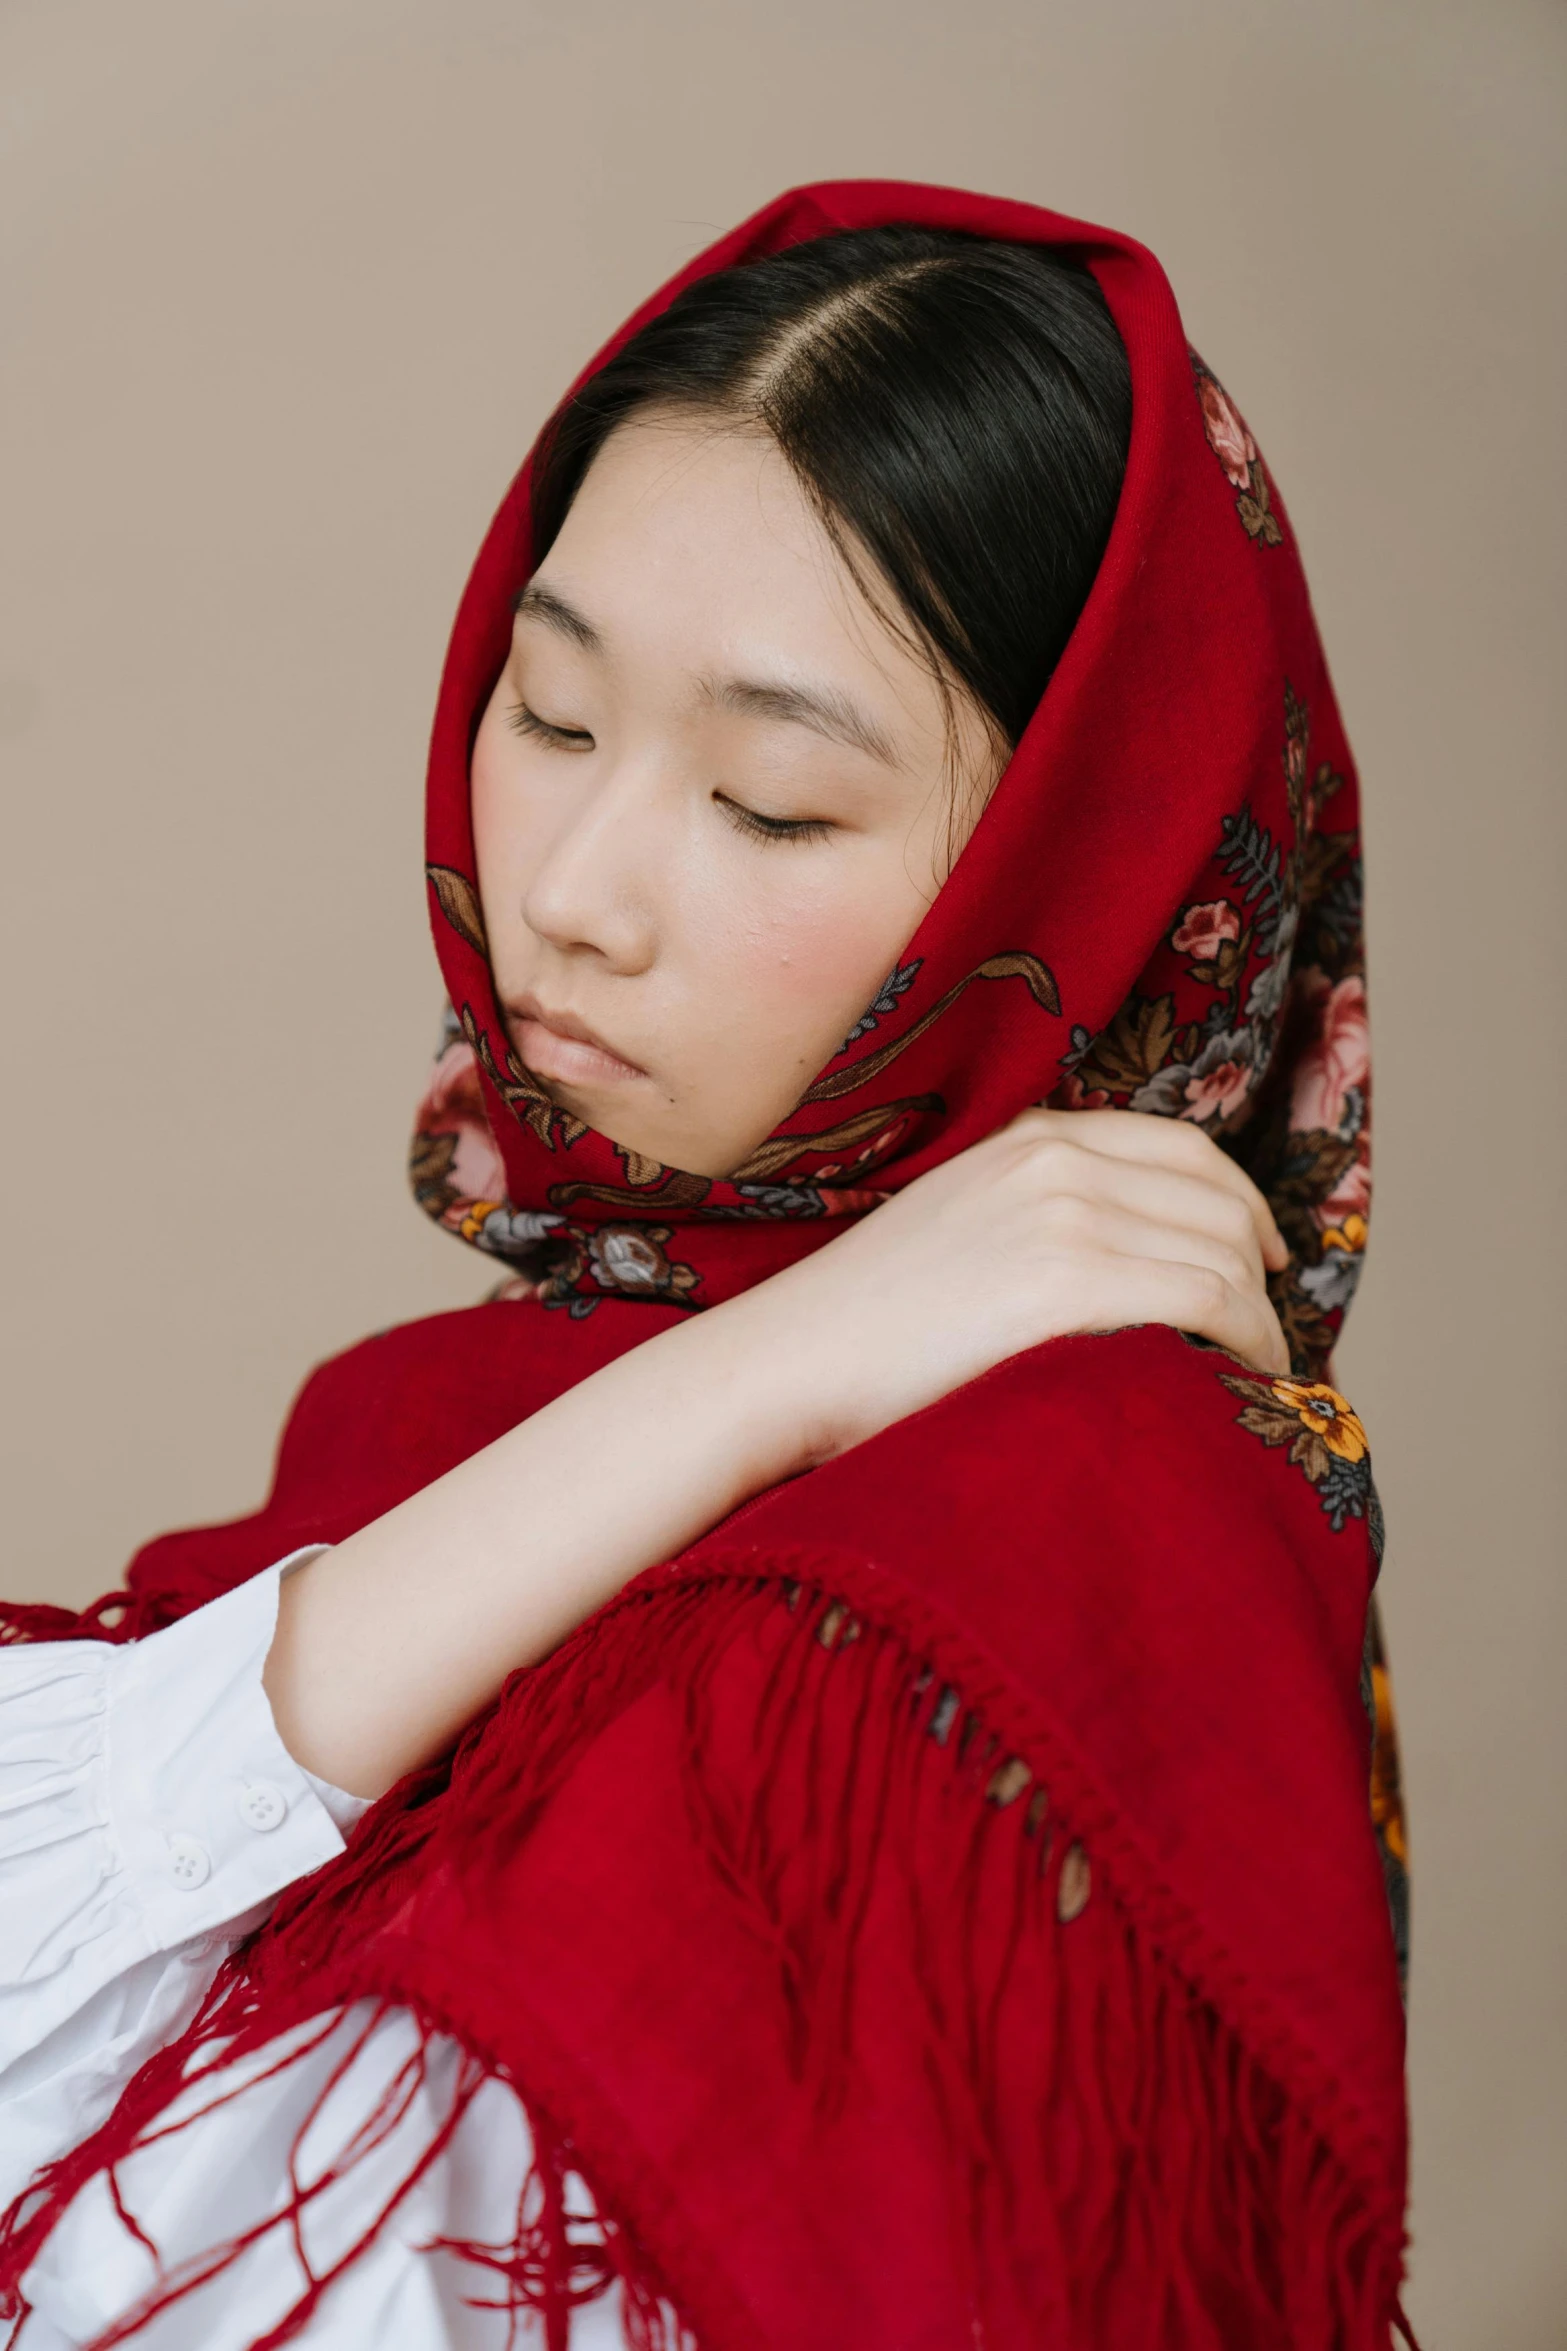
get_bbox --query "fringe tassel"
[0,1565,1406,2349]
[426,2106,688,2351]
[0,1590,151,1648]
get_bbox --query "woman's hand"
[267,1107,1287,1798]
[727,1107,1290,1467]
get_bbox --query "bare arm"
[265,1108,1289,1798]
[263,1292,819,1798]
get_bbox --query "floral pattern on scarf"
[1191,352,1284,546]
[410,1009,700,1312]
[1363,1604,1411,1991]
[1051,684,1370,1375]
[1215,1370,1372,1533]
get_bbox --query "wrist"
[666,1276,845,1491]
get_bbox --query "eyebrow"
[513,582,602,652]
[514,581,900,768]
[700,674,901,768]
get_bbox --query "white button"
[167,1834,211,1889]
[238,1779,287,1833]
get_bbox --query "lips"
[505,998,648,1088]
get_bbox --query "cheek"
[469,706,542,961]
[683,856,921,1070]
[470,706,512,877]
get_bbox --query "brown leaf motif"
[1269,1277,1337,1387]
[1268,1128,1358,1219]
[547,1171,714,1213]
[804,951,1059,1106]
[409,1128,461,1217]
[426,865,490,957]
[1235,478,1284,547]
[1184,929,1251,993]
[1073,994,1177,1097]
[461,1003,587,1153]
[618,1148,668,1188]
[730,1097,941,1187]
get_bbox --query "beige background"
[3,0,1562,2336]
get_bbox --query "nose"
[519,757,661,976]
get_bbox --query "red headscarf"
[1,182,1409,2349]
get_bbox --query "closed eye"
[716,793,835,847]
[507,700,594,750]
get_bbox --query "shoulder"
[722,1322,1382,1611]
[989,1325,1381,1549]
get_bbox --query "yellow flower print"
[1218,1364,1376,1530]
[1268,1379,1368,1465]
[1370,1659,1408,1868]
[1319,1211,1368,1256]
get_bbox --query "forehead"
[528,416,910,692]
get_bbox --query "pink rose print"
[1182,1058,1252,1123]
[1191,355,1282,546]
[1198,376,1255,489]
[1055,1071,1112,1113]
[1171,900,1242,959]
[1292,975,1369,1136]
[417,1038,507,1211]
[1316,1130,1371,1230]
[423,1037,484,1121]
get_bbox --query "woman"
[0,182,1409,2348]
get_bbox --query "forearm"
[262,1294,816,1799]
[261,1111,1288,1804]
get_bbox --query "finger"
[1015,1106,1289,1272]
[1171,1264,1291,1376]
[1035,1195,1262,1302]
[1026,1148,1272,1284]
[1034,1195,1290,1375]
[1074,1252,1290,1377]
[1011,1118,1277,1276]
[1161,1263,1290,1376]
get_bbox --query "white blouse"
[0,1557,630,2348]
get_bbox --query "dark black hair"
[529,225,1132,755]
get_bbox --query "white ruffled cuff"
[0,1555,368,2059]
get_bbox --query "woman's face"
[471,413,1002,1180]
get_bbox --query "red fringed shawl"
[0,182,1409,2348]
